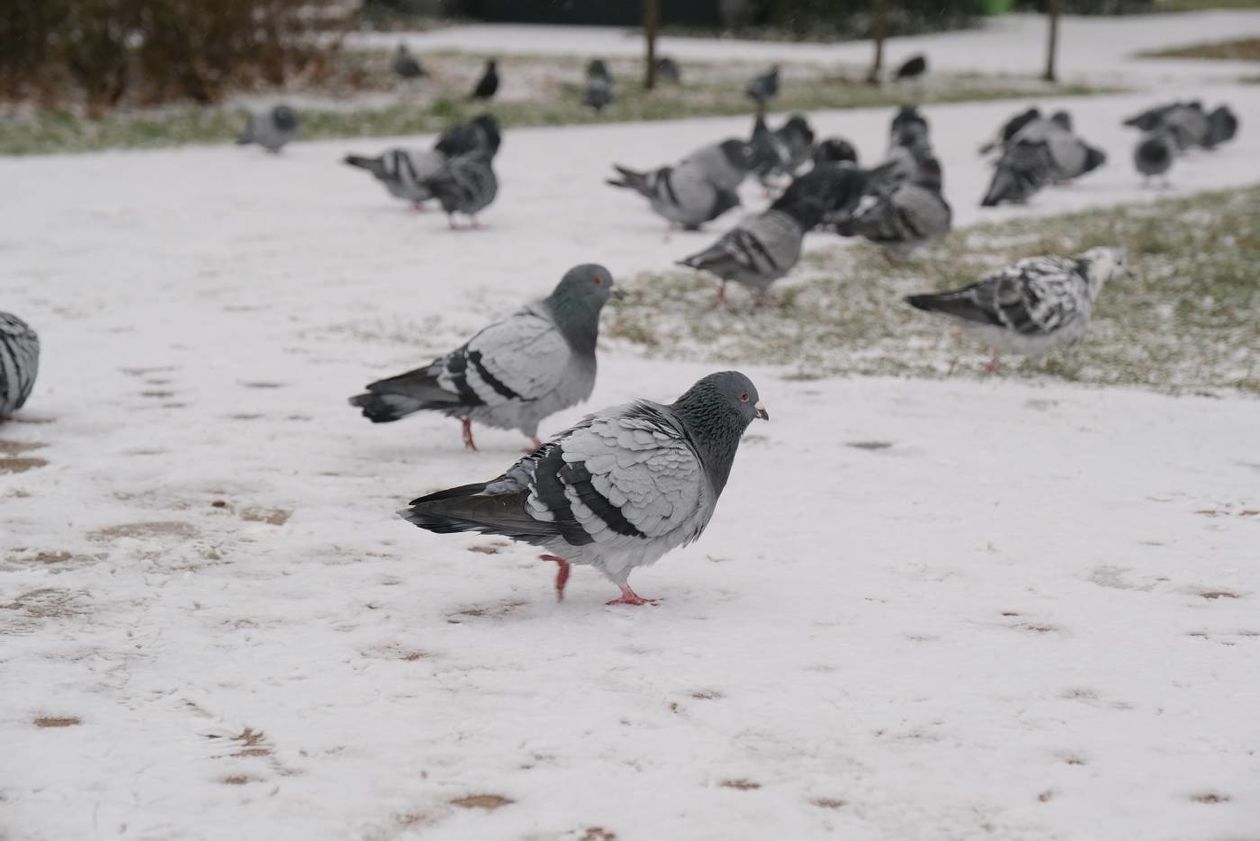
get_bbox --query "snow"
[3,12,1260,841]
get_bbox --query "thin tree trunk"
[867,0,886,86]
[1043,0,1059,83]
[643,0,658,90]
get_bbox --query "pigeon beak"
[754,400,769,420]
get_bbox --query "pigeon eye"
[739,392,749,402]
[593,277,602,286]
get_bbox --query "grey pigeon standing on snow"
[981,115,1104,206]
[344,114,500,209]
[906,247,1128,371]
[236,105,298,153]
[606,139,752,229]
[748,113,789,186]
[1134,132,1175,186]
[1123,101,1216,150]
[471,59,499,100]
[745,65,780,107]
[0,312,39,418]
[678,165,864,302]
[400,370,767,606]
[392,44,425,79]
[1205,105,1239,148]
[349,265,615,450]
[582,59,615,112]
[422,150,498,227]
[889,105,930,152]
[835,156,951,257]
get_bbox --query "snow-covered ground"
[3,13,1260,841]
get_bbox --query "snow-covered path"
[3,13,1260,841]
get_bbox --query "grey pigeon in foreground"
[835,157,951,257]
[894,54,927,81]
[1134,132,1175,185]
[906,247,1128,371]
[745,65,779,107]
[678,165,865,302]
[349,265,615,450]
[606,139,751,229]
[0,312,39,418]
[400,371,767,606]
[392,44,425,79]
[345,114,500,209]
[471,59,499,100]
[236,105,298,153]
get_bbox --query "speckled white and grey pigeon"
[0,312,39,419]
[400,370,768,606]
[344,114,501,210]
[236,105,298,153]
[606,139,752,229]
[350,265,615,450]
[835,156,951,257]
[678,164,864,302]
[906,247,1128,371]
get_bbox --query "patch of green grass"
[0,48,1111,155]
[1153,0,1260,10]
[606,187,1260,395]
[1140,37,1260,61]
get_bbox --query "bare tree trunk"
[643,0,658,90]
[866,0,886,86]
[1043,0,1059,83]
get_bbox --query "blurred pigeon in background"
[979,106,1041,156]
[236,105,298,153]
[1134,131,1175,186]
[906,247,1128,371]
[392,43,425,80]
[607,139,751,230]
[893,54,928,81]
[834,155,951,257]
[1205,105,1239,148]
[0,312,39,418]
[655,56,682,84]
[889,105,930,152]
[350,265,615,450]
[745,64,780,108]
[583,58,615,112]
[471,59,499,100]
[813,137,858,167]
[422,149,499,228]
[400,370,767,606]
[981,113,1105,205]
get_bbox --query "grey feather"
[0,312,39,416]
[422,152,498,220]
[237,105,298,153]
[1134,132,1174,180]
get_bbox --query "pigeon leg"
[469,216,482,229]
[716,282,728,307]
[410,201,427,212]
[540,554,571,601]
[460,418,479,451]
[523,435,543,453]
[606,584,659,607]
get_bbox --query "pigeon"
[399,370,767,606]
[1133,131,1175,185]
[392,43,425,80]
[655,56,682,84]
[678,165,863,302]
[1161,103,1210,150]
[236,105,298,153]
[889,105,930,152]
[813,137,858,167]
[1014,115,1106,182]
[1049,109,1073,132]
[893,54,928,81]
[586,58,612,81]
[979,106,1042,156]
[1123,102,1181,133]
[775,114,817,176]
[1205,105,1239,148]
[835,157,951,257]
[0,312,39,419]
[906,247,1128,370]
[345,114,500,209]
[745,64,780,107]
[470,59,499,100]
[980,116,1105,206]
[606,140,751,230]
[748,113,791,186]
[421,150,498,227]
[584,73,614,111]
[349,265,615,450]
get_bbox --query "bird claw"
[606,585,659,607]
[540,554,570,601]
[460,418,479,451]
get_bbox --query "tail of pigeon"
[606,165,653,197]
[344,154,387,178]
[349,367,456,423]
[1081,144,1107,174]
[402,480,550,540]
[904,290,982,322]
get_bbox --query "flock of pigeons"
[0,53,1243,607]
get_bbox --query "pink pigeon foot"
[540,554,571,601]
[606,584,659,607]
[460,417,479,451]
[523,436,543,453]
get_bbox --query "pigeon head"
[720,139,755,172]
[781,114,815,144]
[1078,247,1129,291]
[814,137,858,166]
[545,264,616,351]
[272,105,297,131]
[1049,110,1073,132]
[669,371,767,494]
